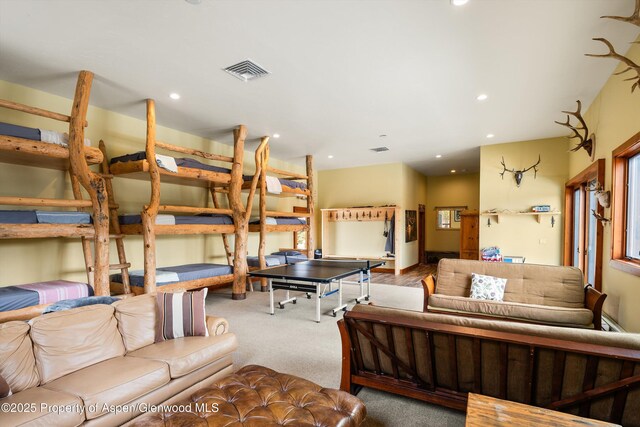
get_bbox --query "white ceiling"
[0,0,638,175]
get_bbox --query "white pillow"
[469,273,507,302]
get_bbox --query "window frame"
[611,131,640,277]
[563,159,605,290]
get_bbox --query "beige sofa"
[0,294,237,427]
[422,259,606,329]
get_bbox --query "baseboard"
[372,267,394,273]
[400,263,419,274]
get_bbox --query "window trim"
[611,131,640,277]
[563,159,605,290]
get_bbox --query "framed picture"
[454,209,462,222]
[405,210,417,242]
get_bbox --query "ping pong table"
[248,259,384,322]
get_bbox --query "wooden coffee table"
[465,393,620,427]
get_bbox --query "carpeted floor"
[207,281,465,427]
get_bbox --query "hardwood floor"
[346,263,437,288]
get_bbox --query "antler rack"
[601,0,640,26]
[554,100,596,159]
[586,38,640,93]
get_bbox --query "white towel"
[265,176,282,194]
[250,216,277,225]
[39,130,91,147]
[155,215,176,225]
[128,269,179,284]
[155,154,178,173]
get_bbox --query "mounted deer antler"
[591,209,611,227]
[554,100,596,160]
[601,0,640,26]
[586,181,611,208]
[586,38,640,93]
[499,155,540,187]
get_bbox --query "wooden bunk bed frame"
[108,99,266,298]
[0,70,111,320]
[246,142,314,290]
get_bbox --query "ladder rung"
[88,263,130,272]
[100,174,114,179]
[109,203,119,209]
[110,234,125,238]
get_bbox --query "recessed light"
[476,94,488,101]
[486,133,495,139]
[272,133,280,138]
[451,0,469,6]
[328,155,334,159]
[435,154,442,159]
[169,93,180,100]
[451,169,456,173]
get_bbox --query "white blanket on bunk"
[156,215,176,225]
[251,216,278,225]
[39,129,91,147]
[128,269,180,284]
[155,154,178,173]
[265,176,282,194]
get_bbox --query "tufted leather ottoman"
[130,365,367,426]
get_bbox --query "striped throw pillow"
[155,289,209,342]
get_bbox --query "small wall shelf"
[481,211,561,226]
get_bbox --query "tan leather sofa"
[0,294,237,427]
[422,259,606,329]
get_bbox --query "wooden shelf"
[481,211,561,225]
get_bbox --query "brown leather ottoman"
[130,365,367,426]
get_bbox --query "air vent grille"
[370,147,390,152]
[223,59,270,82]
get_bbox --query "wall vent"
[223,59,270,82]
[370,146,390,152]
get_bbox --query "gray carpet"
[206,282,465,427]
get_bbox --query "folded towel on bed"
[250,216,278,225]
[39,129,91,147]
[155,154,178,173]
[156,214,176,225]
[266,176,282,194]
[128,269,180,284]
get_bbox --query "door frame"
[418,204,426,264]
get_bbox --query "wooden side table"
[465,393,620,427]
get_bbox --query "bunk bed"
[0,70,111,321]
[107,99,264,297]
[245,142,314,290]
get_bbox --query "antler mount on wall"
[499,155,541,187]
[554,100,596,161]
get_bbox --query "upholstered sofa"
[422,259,606,329]
[0,294,237,426]
[339,304,640,426]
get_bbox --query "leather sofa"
[0,294,237,426]
[422,258,606,329]
[339,304,640,426]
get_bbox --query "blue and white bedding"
[243,175,307,191]
[119,214,233,226]
[110,151,231,174]
[250,216,307,225]
[271,250,308,264]
[111,263,233,288]
[0,210,91,224]
[0,280,93,312]
[247,255,286,268]
[0,122,91,147]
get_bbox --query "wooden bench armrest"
[421,275,436,312]
[584,285,607,330]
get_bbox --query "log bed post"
[142,99,160,294]
[67,70,110,296]
[306,155,314,259]
[258,144,270,291]
[211,188,233,266]
[229,125,248,299]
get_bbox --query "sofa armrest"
[206,316,229,336]
[584,286,607,330]
[421,275,436,312]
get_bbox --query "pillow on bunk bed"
[0,373,11,398]
[43,296,120,314]
[155,289,208,342]
[272,250,303,256]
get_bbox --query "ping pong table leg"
[269,279,274,315]
[331,279,348,317]
[316,283,321,323]
[367,268,371,301]
[355,270,367,304]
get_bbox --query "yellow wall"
[0,79,306,286]
[479,137,569,265]
[317,162,428,269]
[567,38,640,331]
[426,173,480,252]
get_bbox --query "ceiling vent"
[370,146,390,153]
[223,59,270,82]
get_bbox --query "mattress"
[0,122,91,146]
[247,255,285,268]
[271,251,309,264]
[0,210,91,224]
[250,217,307,225]
[119,214,233,225]
[243,175,307,191]
[112,263,233,287]
[110,151,231,174]
[0,280,93,312]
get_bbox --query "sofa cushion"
[29,304,125,384]
[155,289,208,342]
[0,321,40,392]
[113,294,156,352]
[428,294,594,327]
[0,372,11,398]
[127,333,238,379]
[43,356,169,420]
[0,386,85,427]
[470,273,507,301]
[436,258,585,308]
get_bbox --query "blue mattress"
[110,151,231,174]
[0,210,91,224]
[118,214,233,225]
[247,255,285,268]
[0,122,41,141]
[250,217,307,225]
[112,263,233,287]
[243,175,307,191]
[0,286,39,311]
[271,250,308,264]
[0,281,94,312]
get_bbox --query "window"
[611,131,640,276]
[436,206,465,230]
[563,160,604,290]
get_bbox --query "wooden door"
[418,204,425,264]
[460,211,479,260]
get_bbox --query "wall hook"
[551,216,555,228]
[487,217,492,227]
